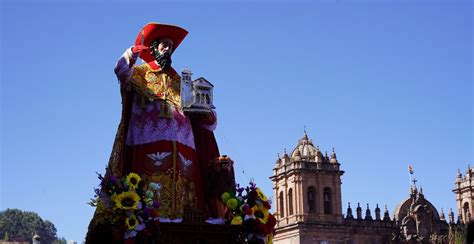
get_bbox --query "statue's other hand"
[132,45,149,54]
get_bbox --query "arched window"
[464,202,470,222]
[323,187,332,214]
[279,191,285,218]
[307,187,316,213]
[288,188,294,215]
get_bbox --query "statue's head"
[151,37,174,70]
[134,23,188,68]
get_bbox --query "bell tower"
[453,166,474,224]
[270,132,344,228]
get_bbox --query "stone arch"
[279,191,285,218]
[323,187,332,214]
[464,202,470,223]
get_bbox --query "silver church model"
[180,68,215,113]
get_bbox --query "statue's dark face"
[151,37,174,70]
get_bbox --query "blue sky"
[1,0,472,242]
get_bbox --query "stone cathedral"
[270,132,465,244]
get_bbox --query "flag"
[408,165,414,174]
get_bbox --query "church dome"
[291,132,318,159]
[393,189,440,222]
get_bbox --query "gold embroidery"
[128,64,181,108]
[149,170,196,219]
[158,102,172,118]
[188,182,196,208]
[175,174,185,215]
[142,146,196,219]
[108,120,124,176]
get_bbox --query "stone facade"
[270,133,343,226]
[453,166,474,224]
[392,187,449,242]
[270,133,456,244]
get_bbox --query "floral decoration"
[90,167,161,240]
[221,182,276,244]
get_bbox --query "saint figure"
[87,22,227,242]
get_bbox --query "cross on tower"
[412,177,418,188]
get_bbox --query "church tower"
[270,132,344,228]
[453,166,474,224]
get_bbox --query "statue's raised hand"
[132,45,149,54]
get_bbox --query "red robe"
[86,50,220,242]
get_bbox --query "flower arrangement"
[90,168,162,240]
[221,182,276,244]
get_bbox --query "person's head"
[134,23,188,66]
[152,37,174,55]
[150,37,174,70]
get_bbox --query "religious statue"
[86,23,235,243]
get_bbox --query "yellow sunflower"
[125,173,141,189]
[115,191,140,210]
[256,188,268,202]
[110,193,117,204]
[125,215,139,230]
[251,203,270,224]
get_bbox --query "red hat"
[134,22,188,62]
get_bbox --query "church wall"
[454,168,474,224]
[317,172,343,223]
[456,188,473,223]
[285,172,299,224]
[278,172,302,223]
[274,174,287,226]
[294,175,304,222]
[273,224,301,244]
[302,171,318,222]
[298,225,349,244]
[275,170,301,226]
[298,170,343,223]
[295,224,393,244]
